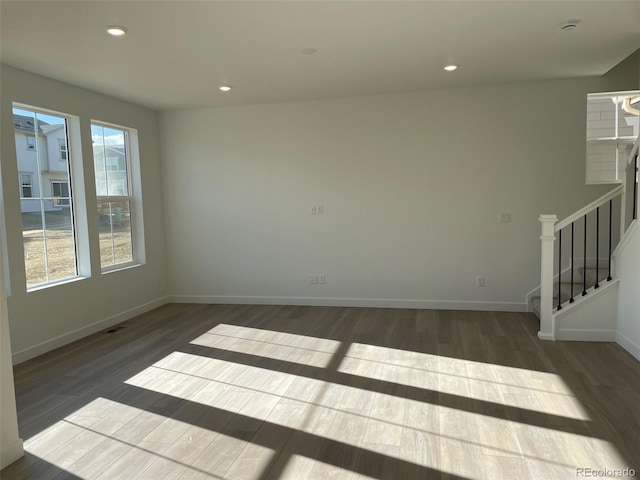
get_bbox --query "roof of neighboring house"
[93,145,125,157]
[13,114,48,134]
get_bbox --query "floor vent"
[104,326,126,334]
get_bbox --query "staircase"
[534,138,638,341]
[531,266,608,318]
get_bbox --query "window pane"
[52,181,70,206]
[618,95,639,138]
[20,173,33,198]
[59,139,68,161]
[586,91,639,184]
[13,106,77,288]
[22,203,77,287]
[586,98,615,139]
[98,201,133,267]
[586,142,618,183]
[92,125,128,196]
[92,124,108,196]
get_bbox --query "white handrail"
[555,185,623,231]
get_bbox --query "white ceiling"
[1,1,639,111]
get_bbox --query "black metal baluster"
[570,222,575,303]
[595,207,600,289]
[608,199,613,281]
[557,228,562,310]
[582,214,587,296]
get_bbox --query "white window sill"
[27,275,88,293]
[101,261,144,275]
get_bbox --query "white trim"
[166,295,527,312]
[553,278,620,318]
[555,186,623,230]
[537,331,555,341]
[613,219,638,258]
[11,297,168,364]
[616,331,640,362]
[0,438,24,470]
[555,328,616,342]
[552,280,619,342]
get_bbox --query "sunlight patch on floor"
[17,324,633,480]
[339,342,591,420]
[122,351,616,480]
[189,323,341,368]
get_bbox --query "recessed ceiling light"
[560,20,580,31]
[219,86,232,92]
[302,48,317,55]
[444,65,458,72]
[105,25,127,37]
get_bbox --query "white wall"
[0,65,167,361]
[160,77,610,310]
[609,48,640,359]
[0,212,23,468]
[615,223,640,360]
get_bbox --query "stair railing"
[538,136,639,340]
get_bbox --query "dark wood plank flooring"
[2,304,639,479]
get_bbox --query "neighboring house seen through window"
[92,122,136,270]
[586,91,639,184]
[12,105,77,289]
[11,104,144,290]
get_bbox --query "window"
[106,157,120,171]
[19,173,33,198]
[26,135,36,150]
[12,106,78,288]
[59,139,67,161]
[51,180,70,206]
[92,122,135,269]
[586,91,639,184]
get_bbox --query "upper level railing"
[537,136,638,340]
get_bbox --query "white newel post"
[538,215,558,341]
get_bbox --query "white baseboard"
[0,438,24,470]
[12,297,168,364]
[555,329,617,342]
[616,331,640,362]
[167,295,527,312]
[537,331,555,341]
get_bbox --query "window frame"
[19,172,33,198]
[26,135,36,150]
[59,138,68,161]
[586,90,639,185]
[51,180,70,206]
[12,103,83,291]
[91,120,140,272]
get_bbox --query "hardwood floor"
[2,304,639,479]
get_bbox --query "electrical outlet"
[476,276,485,287]
[499,213,511,223]
[317,205,324,215]
[311,206,317,215]
[310,274,319,284]
[319,274,326,284]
